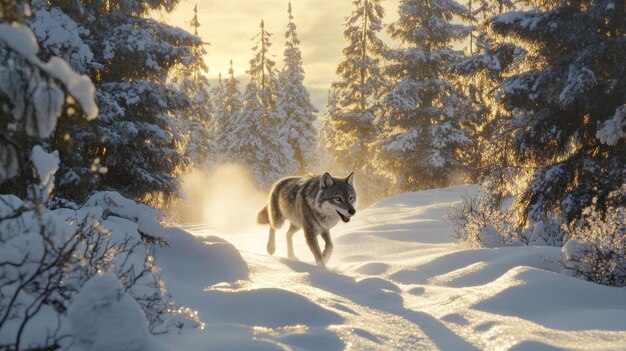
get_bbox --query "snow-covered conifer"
[375,0,472,191]
[322,0,386,179]
[484,0,626,227]
[319,89,340,168]
[235,20,296,186]
[0,5,97,194]
[170,6,214,168]
[452,0,517,181]
[232,81,295,187]
[211,72,225,128]
[213,60,244,162]
[277,2,318,173]
[248,19,279,112]
[29,0,206,205]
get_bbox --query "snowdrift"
[152,185,626,350]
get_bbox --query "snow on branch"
[596,105,626,146]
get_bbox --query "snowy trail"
[155,185,626,351]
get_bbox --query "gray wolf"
[257,172,356,268]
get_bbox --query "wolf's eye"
[349,197,355,203]
[334,197,343,202]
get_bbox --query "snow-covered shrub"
[562,186,626,287]
[446,192,520,247]
[447,191,567,248]
[525,219,564,247]
[0,148,200,350]
[1,11,199,350]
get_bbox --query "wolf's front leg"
[304,229,325,268]
[321,231,333,264]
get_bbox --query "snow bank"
[85,191,164,240]
[155,185,626,350]
[473,266,626,330]
[153,228,249,310]
[69,274,169,351]
[202,288,343,327]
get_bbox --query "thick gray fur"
[257,172,356,269]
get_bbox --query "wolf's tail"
[257,205,270,225]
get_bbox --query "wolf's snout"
[348,209,356,215]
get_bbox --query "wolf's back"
[257,176,312,228]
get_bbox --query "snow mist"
[178,164,267,233]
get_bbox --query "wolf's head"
[317,172,357,223]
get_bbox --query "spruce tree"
[375,0,472,191]
[170,3,214,168]
[32,0,206,204]
[0,0,97,193]
[322,0,386,179]
[277,2,318,173]
[248,19,279,112]
[214,60,243,162]
[485,0,625,227]
[233,80,295,187]
[211,71,225,130]
[233,20,296,187]
[454,0,517,181]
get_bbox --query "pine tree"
[484,0,626,227]
[233,20,296,187]
[322,0,386,177]
[375,0,472,191]
[33,0,206,204]
[277,2,318,173]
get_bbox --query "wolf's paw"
[288,253,299,261]
[267,242,276,255]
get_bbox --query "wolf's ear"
[346,172,354,186]
[321,172,335,189]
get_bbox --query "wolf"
[256,172,356,269]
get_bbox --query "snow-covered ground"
[154,185,626,351]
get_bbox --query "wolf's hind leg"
[285,224,300,260]
[267,228,276,255]
[321,231,333,264]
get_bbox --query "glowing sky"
[162,0,400,112]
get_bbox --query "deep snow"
[154,185,626,351]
